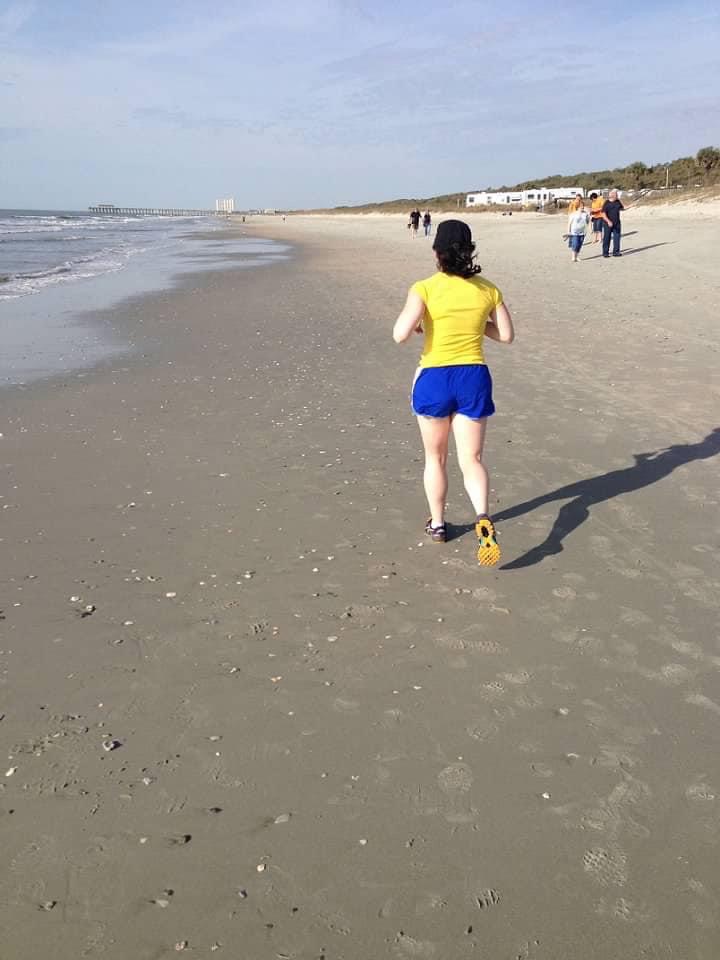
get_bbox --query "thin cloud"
[133,106,249,132]
[1,0,719,209]
[0,0,35,40]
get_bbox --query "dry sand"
[1,210,719,959]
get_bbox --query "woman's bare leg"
[452,414,489,516]
[417,415,451,527]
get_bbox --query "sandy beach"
[1,210,719,959]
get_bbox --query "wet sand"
[1,211,719,959]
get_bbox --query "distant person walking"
[409,208,421,237]
[566,199,590,262]
[589,192,604,243]
[601,189,625,258]
[423,210,432,237]
[392,220,515,566]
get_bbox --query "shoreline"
[1,213,719,959]
[0,221,290,388]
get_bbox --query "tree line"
[321,147,720,213]
[505,147,720,193]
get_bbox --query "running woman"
[392,220,514,566]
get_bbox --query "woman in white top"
[567,201,590,262]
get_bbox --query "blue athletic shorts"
[592,218,603,233]
[411,364,495,420]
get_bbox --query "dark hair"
[436,242,481,278]
[590,192,598,200]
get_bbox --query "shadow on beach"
[492,428,720,569]
[448,428,720,565]
[582,241,674,260]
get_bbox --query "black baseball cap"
[432,219,473,253]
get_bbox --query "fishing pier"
[89,204,219,217]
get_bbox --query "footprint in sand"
[437,763,474,823]
[393,932,437,957]
[685,781,716,802]
[466,718,500,743]
[380,708,404,728]
[516,691,543,711]
[552,586,577,600]
[612,897,634,921]
[595,896,645,922]
[434,635,504,656]
[687,879,719,929]
[433,635,465,652]
[500,670,532,685]
[472,638,505,653]
[343,603,384,622]
[613,565,645,581]
[619,606,653,626]
[437,763,473,795]
[688,895,719,929]
[589,534,612,557]
[671,639,705,660]
[583,846,627,887]
[687,693,720,716]
[333,697,360,713]
[659,662,694,685]
[530,762,554,779]
[607,774,652,809]
[414,893,448,916]
[480,681,506,701]
[475,889,501,910]
[471,586,498,602]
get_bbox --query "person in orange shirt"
[568,193,583,212]
[589,192,605,243]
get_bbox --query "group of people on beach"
[565,189,625,261]
[408,209,432,237]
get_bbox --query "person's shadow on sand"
[489,427,720,570]
[583,241,673,260]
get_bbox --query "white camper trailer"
[466,186,585,207]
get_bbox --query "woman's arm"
[392,291,426,344]
[485,304,515,344]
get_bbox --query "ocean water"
[0,209,288,386]
[1,209,169,301]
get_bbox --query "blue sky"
[1,0,719,209]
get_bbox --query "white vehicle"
[466,186,584,207]
[548,187,585,201]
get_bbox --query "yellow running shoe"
[476,515,500,566]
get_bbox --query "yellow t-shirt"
[411,272,503,368]
[590,196,605,218]
[568,198,582,212]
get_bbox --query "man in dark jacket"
[601,189,625,258]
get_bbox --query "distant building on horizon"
[215,197,235,213]
[466,187,585,207]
